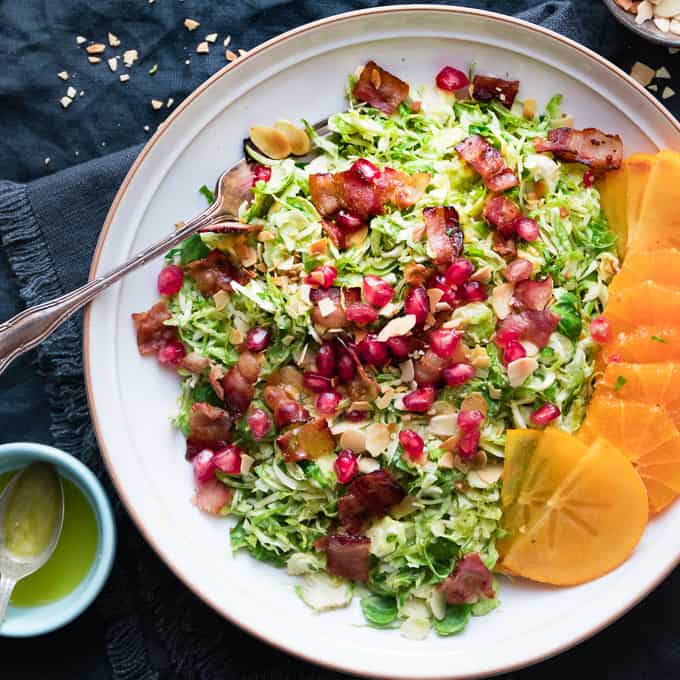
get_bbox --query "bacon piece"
[496,310,560,349]
[209,364,226,400]
[309,174,344,217]
[513,278,553,311]
[414,350,448,386]
[186,437,228,461]
[456,135,519,191]
[437,553,495,604]
[338,470,405,533]
[423,206,463,268]
[276,418,335,463]
[181,351,210,373]
[263,385,311,430]
[534,127,623,170]
[325,534,371,582]
[188,402,232,442]
[132,301,178,355]
[222,354,259,415]
[186,250,249,297]
[472,75,520,108]
[378,168,430,210]
[321,218,345,249]
[310,287,361,329]
[353,61,409,116]
[492,233,517,260]
[483,195,521,237]
[193,479,233,515]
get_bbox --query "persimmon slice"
[500,437,647,585]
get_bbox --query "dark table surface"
[1,1,679,679]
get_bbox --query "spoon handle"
[0,573,17,624]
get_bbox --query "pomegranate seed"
[316,391,341,415]
[305,265,337,288]
[435,66,469,92]
[193,449,216,483]
[608,353,623,364]
[345,409,368,422]
[213,444,243,475]
[429,329,460,359]
[316,343,336,377]
[443,362,476,386]
[334,449,359,484]
[457,428,480,459]
[590,316,612,344]
[356,335,390,368]
[504,258,532,282]
[495,326,520,348]
[403,386,436,412]
[399,429,425,459]
[363,275,394,308]
[158,341,186,365]
[404,286,430,325]
[458,409,484,430]
[530,403,561,426]
[444,258,475,286]
[252,164,272,185]
[350,158,381,183]
[336,351,357,382]
[336,209,363,232]
[460,281,487,302]
[303,371,332,393]
[346,302,379,326]
[515,217,539,242]
[274,401,309,429]
[246,327,271,352]
[583,169,595,187]
[503,340,527,364]
[157,264,184,296]
[248,408,272,440]
[387,336,412,360]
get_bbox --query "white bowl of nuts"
[605,0,680,45]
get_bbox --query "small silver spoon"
[0,463,64,624]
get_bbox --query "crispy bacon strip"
[188,402,232,443]
[496,310,560,349]
[132,301,178,355]
[353,61,410,115]
[423,206,463,268]
[513,278,553,311]
[534,127,623,170]
[437,553,495,604]
[193,479,233,515]
[456,135,519,192]
[472,75,520,108]
[483,195,522,237]
[186,250,249,298]
[325,534,371,582]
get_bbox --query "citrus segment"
[600,327,680,365]
[624,153,655,247]
[500,437,647,585]
[604,281,680,335]
[608,249,680,295]
[596,165,627,257]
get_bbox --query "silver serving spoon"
[0,121,328,376]
[0,462,64,624]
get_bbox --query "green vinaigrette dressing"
[0,470,98,607]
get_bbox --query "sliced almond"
[151,99,164,110]
[76,35,87,45]
[630,61,656,87]
[358,457,381,474]
[346,226,368,248]
[340,428,367,453]
[656,66,672,79]
[196,41,210,54]
[364,423,392,456]
[228,327,245,345]
[57,71,69,80]
[213,290,230,311]
[86,43,106,54]
[87,56,102,64]
[240,453,255,475]
[274,120,311,156]
[399,359,415,384]
[184,18,200,31]
[461,391,487,416]
[59,96,72,109]
[411,222,426,241]
[119,74,130,83]
[226,49,238,61]
[205,33,218,43]
[317,297,337,318]
[377,314,416,342]
[441,433,462,452]
[107,57,118,72]
[662,86,676,99]
[349,401,371,412]
[123,49,139,67]
[429,414,458,437]
[108,32,120,47]
[491,282,514,320]
[475,463,504,485]
[249,125,291,159]
[507,357,538,387]
[427,288,444,313]
[470,266,491,283]
[438,451,455,468]
[375,388,395,410]
[66,86,77,99]
[432,400,456,415]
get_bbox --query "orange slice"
[632,150,680,253]
[608,249,680,295]
[600,362,680,431]
[579,394,680,513]
[600,327,680,365]
[596,165,628,258]
[605,281,680,335]
[499,432,647,585]
[624,152,655,251]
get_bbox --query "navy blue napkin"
[0,3,678,679]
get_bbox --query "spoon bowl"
[0,463,64,625]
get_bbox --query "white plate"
[85,6,680,678]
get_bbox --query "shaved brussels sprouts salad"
[132,61,619,639]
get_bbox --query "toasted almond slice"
[340,428,367,453]
[630,61,656,86]
[427,288,444,312]
[349,401,371,412]
[86,43,106,54]
[375,388,395,410]
[108,32,120,47]
[317,297,336,318]
[662,85,676,99]
[358,457,381,474]
[119,73,130,83]
[59,96,72,109]
[151,99,163,110]
[223,36,232,47]
[57,71,69,80]
[226,49,237,61]
[123,49,139,67]
[491,282,514,320]
[399,359,415,384]
[87,56,102,64]
[206,33,218,43]
[249,125,291,159]
[470,266,491,283]
[377,314,416,342]
[475,463,503,485]
[184,18,200,31]
[213,290,230,311]
[76,35,87,45]
[432,400,456,415]
[438,451,455,468]
[274,120,311,156]
[461,391,487,416]
[240,453,255,475]
[196,41,209,54]
[507,356,538,387]
[228,327,245,345]
[441,433,462,452]
[365,423,392,456]
[656,66,672,79]
[346,226,369,247]
[429,414,458,437]
[66,86,77,98]
[107,57,118,72]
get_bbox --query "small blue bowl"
[0,442,116,637]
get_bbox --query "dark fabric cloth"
[0,2,679,679]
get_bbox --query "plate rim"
[83,5,680,678]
